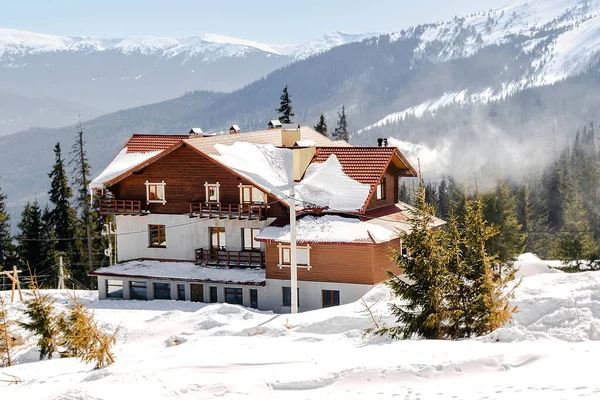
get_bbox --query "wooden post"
[0,266,23,302]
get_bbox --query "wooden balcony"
[99,199,142,215]
[195,248,265,268]
[189,202,269,220]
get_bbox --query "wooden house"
[89,125,439,312]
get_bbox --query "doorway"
[210,227,226,261]
[190,284,204,302]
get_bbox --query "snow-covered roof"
[255,214,396,244]
[209,142,371,212]
[189,128,203,134]
[268,120,282,127]
[229,125,240,132]
[90,148,161,190]
[295,139,315,147]
[363,202,447,235]
[90,260,265,285]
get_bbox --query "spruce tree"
[40,206,60,284]
[332,106,350,142]
[399,181,411,204]
[0,295,14,367]
[437,177,450,220]
[17,201,44,272]
[0,182,16,269]
[276,85,294,124]
[378,176,451,339]
[19,281,62,360]
[314,114,327,137]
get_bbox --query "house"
[89,125,435,312]
[229,125,241,134]
[268,120,282,129]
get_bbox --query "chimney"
[281,124,301,147]
[189,128,204,137]
[383,138,388,147]
[377,138,383,147]
[229,125,241,134]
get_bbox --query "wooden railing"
[99,199,142,215]
[189,202,269,220]
[195,248,265,268]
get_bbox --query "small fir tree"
[378,176,451,339]
[60,294,117,369]
[314,114,328,137]
[19,279,63,360]
[0,295,14,367]
[332,106,350,142]
[276,86,294,124]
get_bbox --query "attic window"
[376,177,386,200]
[205,182,220,203]
[145,181,166,204]
[239,184,267,204]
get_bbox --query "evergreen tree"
[398,181,411,204]
[314,114,328,137]
[276,85,294,124]
[0,182,16,269]
[40,206,60,285]
[437,177,450,220]
[0,295,14,367]
[482,180,526,264]
[332,106,350,142]
[19,281,62,360]
[47,143,78,255]
[425,181,437,212]
[17,201,44,272]
[447,176,467,218]
[378,177,451,339]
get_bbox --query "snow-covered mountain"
[361,0,600,132]
[0,28,376,136]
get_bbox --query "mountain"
[4,0,600,224]
[0,28,376,135]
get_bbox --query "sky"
[0,0,512,43]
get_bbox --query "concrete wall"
[97,276,267,309]
[262,278,373,313]
[115,214,273,262]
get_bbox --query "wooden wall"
[371,238,401,283]
[366,163,400,211]
[110,144,288,217]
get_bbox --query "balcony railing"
[189,202,269,220]
[99,199,142,215]
[195,248,265,268]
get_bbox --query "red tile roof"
[311,146,399,185]
[124,134,189,153]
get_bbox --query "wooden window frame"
[400,239,410,257]
[204,182,220,203]
[145,181,166,205]
[242,228,261,250]
[210,227,226,251]
[322,290,340,308]
[148,224,167,248]
[277,244,311,270]
[376,177,386,200]
[239,184,267,204]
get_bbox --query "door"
[209,227,226,261]
[190,284,204,302]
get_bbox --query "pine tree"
[378,176,451,339]
[0,295,14,367]
[332,106,350,142]
[19,281,62,360]
[482,181,526,264]
[398,181,411,204]
[60,294,117,369]
[276,86,294,124]
[0,182,16,269]
[425,182,437,213]
[17,201,44,272]
[314,114,328,137]
[437,177,450,220]
[40,206,60,284]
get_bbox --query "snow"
[255,214,396,244]
[90,148,161,189]
[3,262,600,399]
[210,142,371,212]
[92,260,265,284]
[513,252,563,279]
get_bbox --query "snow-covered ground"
[2,254,600,399]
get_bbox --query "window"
[145,181,166,204]
[177,284,186,301]
[400,240,409,257]
[209,286,218,303]
[278,244,311,269]
[210,227,226,250]
[243,228,261,250]
[224,288,243,305]
[205,182,220,203]
[130,281,147,300]
[240,185,266,204]
[376,177,386,200]
[149,224,166,247]
[250,289,258,309]
[153,282,171,300]
[282,287,300,307]
[106,280,123,298]
[322,290,340,308]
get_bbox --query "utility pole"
[289,185,298,314]
[103,222,116,266]
[58,255,65,290]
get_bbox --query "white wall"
[115,214,273,262]
[262,278,374,313]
